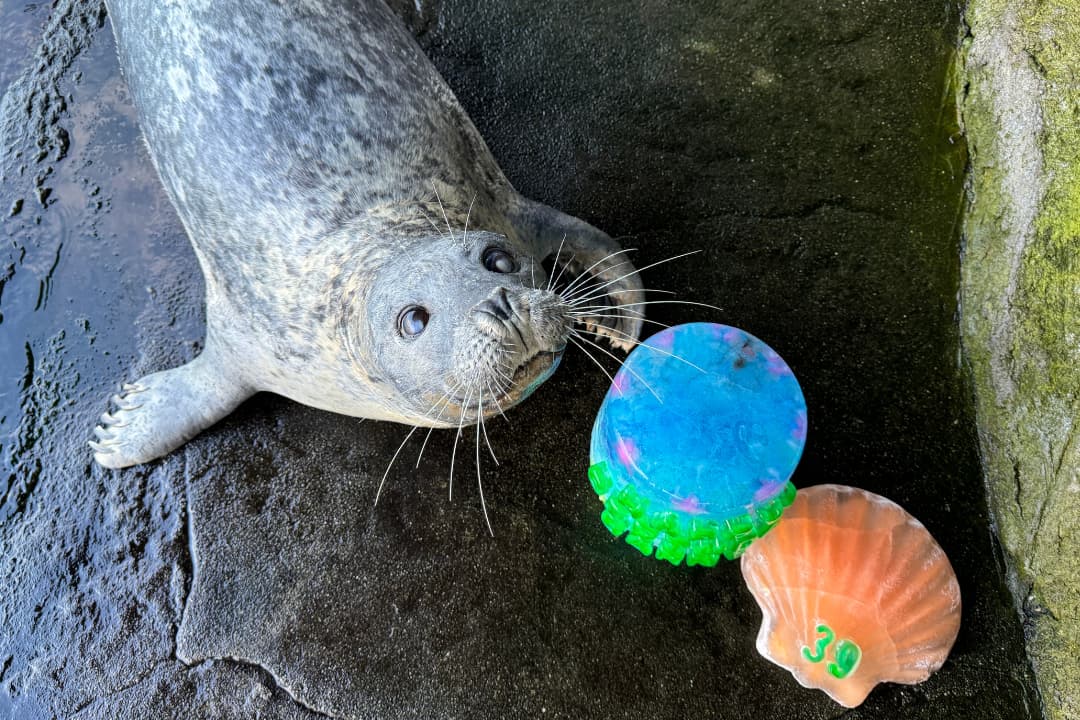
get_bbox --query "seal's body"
[92,0,641,468]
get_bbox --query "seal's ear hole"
[398,305,430,338]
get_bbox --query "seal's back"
[107,0,510,263]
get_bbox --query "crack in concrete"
[183,656,341,720]
[174,454,338,719]
[176,453,197,661]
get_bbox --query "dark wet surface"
[0,0,1040,718]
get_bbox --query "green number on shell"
[801,624,862,680]
[801,624,834,663]
[828,639,862,679]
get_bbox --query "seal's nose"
[475,287,514,321]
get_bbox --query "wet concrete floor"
[0,0,1042,718]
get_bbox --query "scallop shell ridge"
[740,484,961,708]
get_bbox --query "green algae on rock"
[961,2,1080,719]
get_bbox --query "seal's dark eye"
[398,306,429,337]
[482,247,517,274]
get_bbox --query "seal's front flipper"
[90,351,252,469]
[510,198,644,351]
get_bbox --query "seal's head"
[359,230,571,427]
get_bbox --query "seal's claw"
[110,393,144,412]
[88,439,115,454]
[100,411,128,428]
[92,354,252,469]
[93,425,116,442]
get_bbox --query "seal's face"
[365,230,570,427]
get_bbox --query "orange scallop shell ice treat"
[739,484,961,707]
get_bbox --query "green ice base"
[587,461,796,566]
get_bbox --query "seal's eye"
[398,306,429,337]
[482,247,517,274]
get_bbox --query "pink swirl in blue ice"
[590,322,807,524]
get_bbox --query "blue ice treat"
[588,323,806,566]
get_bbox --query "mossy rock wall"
[961,2,1080,719]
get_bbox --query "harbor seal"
[90,0,643,469]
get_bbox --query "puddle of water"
[0,2,49,94]
[1,8,202,518]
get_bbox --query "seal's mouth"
[510,347,564,402]
[483,346,565,410]
[437,347,565,425]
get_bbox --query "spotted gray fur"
[91,0,642,468]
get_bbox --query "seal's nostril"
[476,288,513,321]
[493,288,513,318]
[477,300,510,321]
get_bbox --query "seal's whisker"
[570,330,664,403]
[430,180,456,244]
[462,192,477,250]
[570,298,722,313]
[574,325,708,374]
[562,283,676,316]
[492,354,516,382]
[375,425,419,506]
[415,426,436,469]
[546,235,568,293]
[424,376,465,424]
[418,207,448,238]
[565,249,708,302]
[478,382,498,465]
[560,277,607,305]
[491,351,515,385]
[567,335,624,398]
[427,392,456,423]
[573,286,677,300]
[449,427,462,501]
[428,388,460,424]
[449,383,475,502]
[548,237,576,294]
[483,375,511,424]
[552,252,579,293]
[557,248,638,297]
[558,259,634,302]
[493,350,516,394]
[568,312,674,331]
[475,391,494,537]
[428,377,461,413]
[566,250,702,307]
